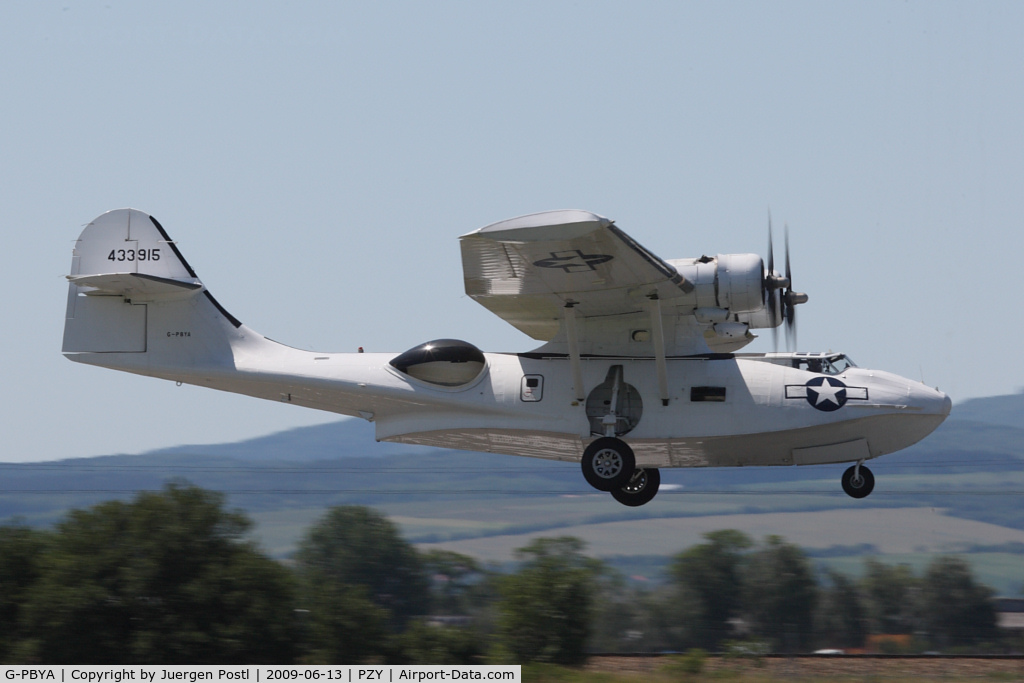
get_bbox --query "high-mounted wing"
[460,210,694,341]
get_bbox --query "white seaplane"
[62,209,951,506]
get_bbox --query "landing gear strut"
[841,462,874,498]
[580,365,660,505]
[612,467,661,507]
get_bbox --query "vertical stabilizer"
[63,209,243,377]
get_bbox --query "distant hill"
[949,391,1024,429]
[1,395,1022,591]
[151,418,436,461]
[104,391,1024,470]
[3,405,1022,514]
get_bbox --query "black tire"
[581,437,636,492]
[841,464,875,499]
[611,468,661,507]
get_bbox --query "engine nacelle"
[674,253,764,314]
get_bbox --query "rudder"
[63,209,242,372]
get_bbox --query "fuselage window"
[690,386,726,402]
[521,375,544,402]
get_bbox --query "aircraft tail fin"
[63,209,244,371]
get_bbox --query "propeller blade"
[766,215,779,352]
[784,224,796,351]
[786,299,797,351]
[767,217,806,351]
[771,290,779,351]
[784,224,792,285]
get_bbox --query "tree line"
[0,484,1013,664]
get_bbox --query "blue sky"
[2,1,1021,462]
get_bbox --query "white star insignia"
[812,378,845,406]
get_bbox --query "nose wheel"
[842,463,875,498]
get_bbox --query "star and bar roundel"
[533,250,614,273]
[785,376,869,412]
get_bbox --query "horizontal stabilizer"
[67,272,203,298]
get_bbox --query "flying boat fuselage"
[73,340,950,469]
[63,208,951,506]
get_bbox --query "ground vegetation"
[0,484,1009,664]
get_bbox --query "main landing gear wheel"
[611,468,661,507]
[581,437,636,492]
[842,464,875,499]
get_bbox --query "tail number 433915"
[107,248,161,262]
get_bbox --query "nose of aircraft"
[917,384,952,418]
[888,382,953,454]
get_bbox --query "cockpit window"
[791,354,856,375]
[824,354,855,374]
[793,358,820,373]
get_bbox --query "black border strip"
[588,653,1024,660]
[149,215,243,328]
[204,291,243,329]
[607,223,695,293]
[149,216,198,278]
[131,273,202,290]
[517,352,736,361]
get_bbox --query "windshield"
[818,354,856,375]
[791,354,856,375]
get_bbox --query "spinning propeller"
[764,216,808,350]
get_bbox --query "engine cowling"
[675,253,764,314]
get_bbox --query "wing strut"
[648,295,670,406]
[564,303,585,402]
